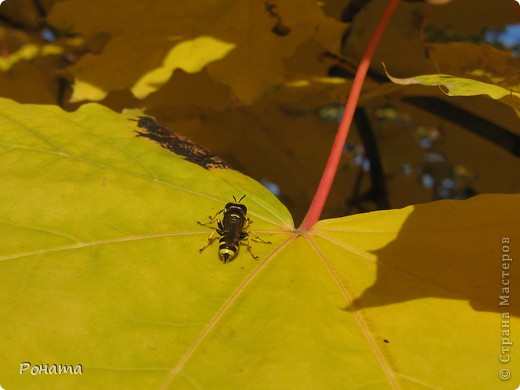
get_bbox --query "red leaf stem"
[298,0,400,230]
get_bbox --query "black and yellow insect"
[197,195,271,263]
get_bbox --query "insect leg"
[197,209,224,226]
[245,233,259,260]
[250,233,271,244]
[243,217,252,230]
[242,220,271,244]
[199,229,219,253]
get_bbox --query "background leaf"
[1,0,518,220]
[47,0,344,103]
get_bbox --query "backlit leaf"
[0,98,518,389]
[0,43,63,71]
[426,42,520,91]
[131,37,236,99]
[385,66,520,117]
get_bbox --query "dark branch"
[354,108,390,210]
[403,96,520,157]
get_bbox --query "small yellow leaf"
[70,78,108,102]
[131,36,236,99]
[0,43,63,71]
[284,77,347,88]
[385,65,520,117]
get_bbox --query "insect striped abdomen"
[218,210,246,262]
